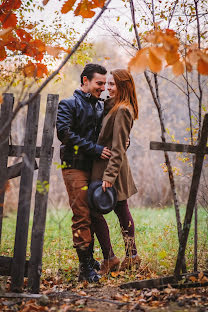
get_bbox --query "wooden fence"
[0,93,59,293]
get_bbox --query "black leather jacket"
[56,89,104,171]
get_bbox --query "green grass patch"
[1,206,207,281]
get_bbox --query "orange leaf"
[128,48,148,73]
[32,39,45,52]
[200,276,208,283]
[0,13,17,28]
[92,0,105,8]
[165,51,180,65]
[43,0,50,5]
[189,276,197,282]
[61,0,76,14]
[0,27,12,37]
[74,0,95,18]
[163,35,179,52]
[46,46,63,57]
[148,48,162,73]
[111,272,119,278]
[197,58,208,75]
[185,60,192,72]
[150,46,166,61]
[0,45,7,60]
[187,50,199,65]
[172,60,184,76]
[16,29,32,42]
[199,51,208,64]
[0,0,21,11]
[0,93,3,105]
[36,63,48,78]
[23,61,36,77]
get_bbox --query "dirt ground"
[0,282,208,311]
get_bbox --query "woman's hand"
[101,147,111,160]
[102,180,112,192]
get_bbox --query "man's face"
[83,73,106,98]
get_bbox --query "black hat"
[88,180,117,214]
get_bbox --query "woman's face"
[107,75,117,98]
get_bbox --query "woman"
[90,69,141,274]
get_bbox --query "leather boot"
[99,256,120,275]
[76,248,100,283]
[88,240,100,271]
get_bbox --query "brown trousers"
[62,169,91,249]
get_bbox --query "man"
[56,64,111,282]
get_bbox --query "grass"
[1,206,208,281]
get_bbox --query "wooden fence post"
[28,94,59,293]
[0,94,14,243]
[11,94,40,292]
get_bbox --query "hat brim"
[88,180,117,214]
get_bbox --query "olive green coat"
[91,102,137,201]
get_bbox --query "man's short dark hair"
[80,63,107,85]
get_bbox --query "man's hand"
[100,147,111,160]
[102,180,113,192]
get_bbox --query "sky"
[28,0,134,43]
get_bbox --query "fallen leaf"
[111,271,119,278]
[189,275,197,282]
[78,290,87,296]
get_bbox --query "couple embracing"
[56,63,140,283]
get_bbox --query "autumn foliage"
[128,27,208,76]
[0,0,106,78]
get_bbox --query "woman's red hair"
[110,69,138,120]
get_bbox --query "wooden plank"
[28,94,59,293]
[0,94,14,243]
[150,141,208,154]
[120,271,208,290]
[11,94,40,292]
[120,275,177,290]
[0,256,28,276]
[8,161,38,180]
[174,114,208,277]
[8,145,42,158]
[0,293,42,299]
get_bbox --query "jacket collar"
[104,97,114,115]
[74,89,100,104]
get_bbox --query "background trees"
[0,0,207,211]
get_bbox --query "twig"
[168,0,179,28]
[52,292,129,306]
